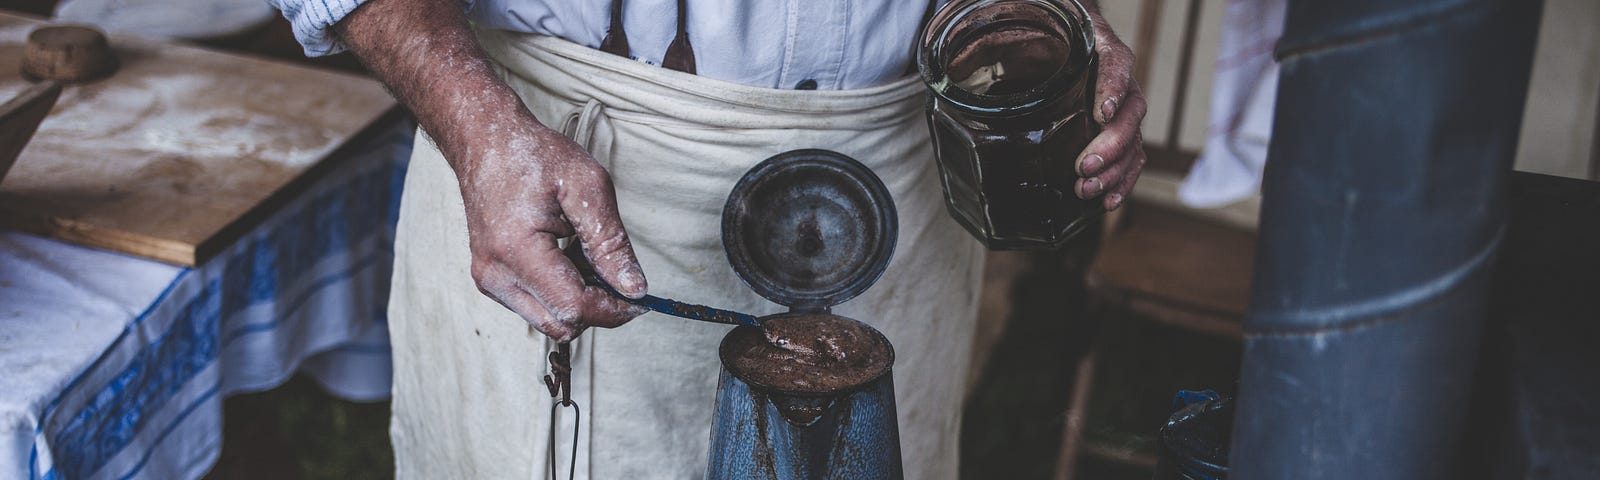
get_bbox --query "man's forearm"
[333,0,542,176]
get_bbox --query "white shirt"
[270,0,934,89]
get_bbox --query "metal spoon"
[564,242,763,328]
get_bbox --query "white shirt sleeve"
[266,0,370,56]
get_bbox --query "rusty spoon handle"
[563,242,762,328]
[615,288,763,328]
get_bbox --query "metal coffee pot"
[706,149,904,480]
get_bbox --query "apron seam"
[831,0,851,91]
[780,0,799,88]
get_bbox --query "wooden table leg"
[1053,345,1100,480]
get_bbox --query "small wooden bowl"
[21,25,118,83]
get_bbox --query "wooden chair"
[1049,1,1256,474]
[1053,199,1255,479]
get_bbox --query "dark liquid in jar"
[948,21,1071,96]
[929,17,1100,249]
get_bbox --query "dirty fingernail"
[1101,97,1119,122]
[1082,178,1103,197]
[1107,192,1125,210]
[548,323,578,342]
[1080,154,1104,175]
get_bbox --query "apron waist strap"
[476,30,926,132]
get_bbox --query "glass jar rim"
[917,0,1097,115]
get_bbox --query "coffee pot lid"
[721,149,897,311]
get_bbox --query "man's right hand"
[456,122,649,342]
[335,0,648,341]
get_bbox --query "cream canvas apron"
[387,30,985,479]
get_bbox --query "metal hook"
[544,341,579,480]
[543,341,574,407]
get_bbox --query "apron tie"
[571,99,615,171]
[573,99,605,151]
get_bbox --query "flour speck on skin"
[380,19,649,336]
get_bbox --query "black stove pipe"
[1232,1,1544,478]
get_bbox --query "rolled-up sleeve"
[267,0,369,56]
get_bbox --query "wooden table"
[0,12,395,265]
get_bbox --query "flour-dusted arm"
[272,0,652,341]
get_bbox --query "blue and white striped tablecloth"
[0,119,415,480]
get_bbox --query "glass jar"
[918,0,1101,250]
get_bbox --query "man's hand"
[456,122,649,342]
[1076,5,1148,211]
[335,0,647,341]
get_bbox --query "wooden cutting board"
[0,12,398,266]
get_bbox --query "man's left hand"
[1075,7,1148,211]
